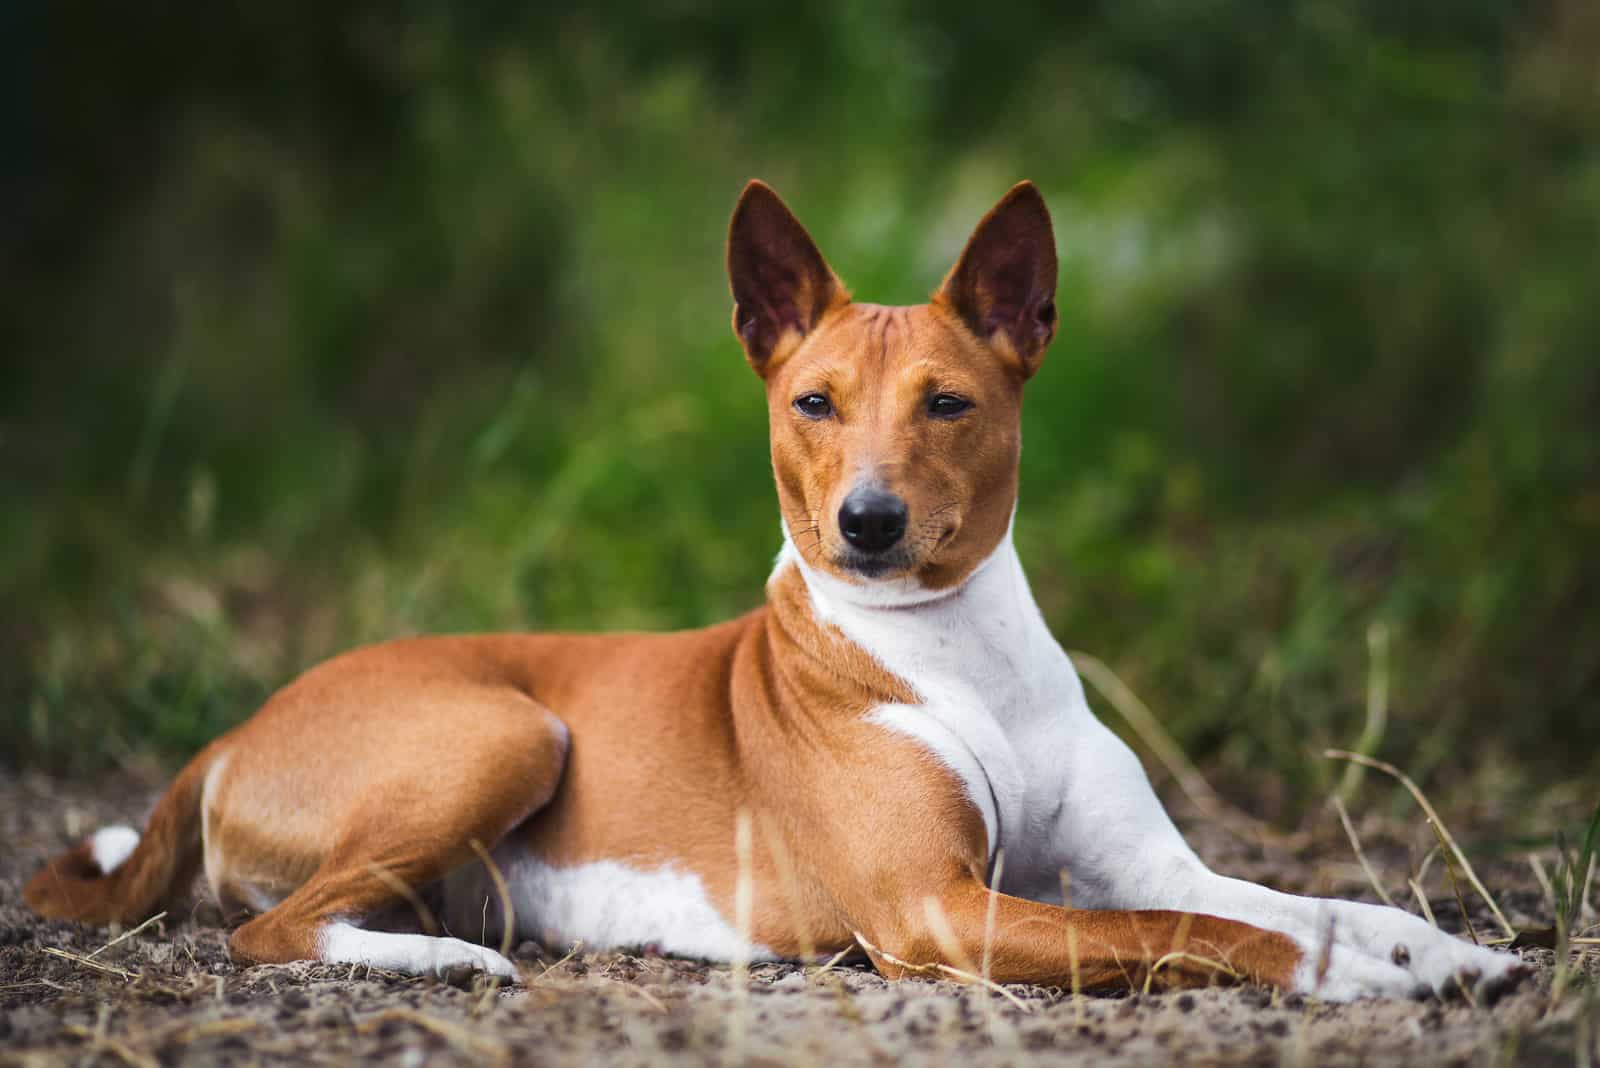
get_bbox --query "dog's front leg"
[1044,703,1524,1000]
[855,878,1309,994]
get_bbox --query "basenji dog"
[26,181,1522,1001]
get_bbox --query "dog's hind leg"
[224,691,568,981]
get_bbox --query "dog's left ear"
[935,181,1058,374]
[727,180,847,373]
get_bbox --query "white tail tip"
[90,825,141,875]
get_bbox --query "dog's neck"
[770,519,1078,718]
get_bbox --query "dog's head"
[727,180,1057,593]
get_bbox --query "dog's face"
[727,181,1058,591]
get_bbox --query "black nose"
[838,486,908,553]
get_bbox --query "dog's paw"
[1337,901,1525,999]
[424,939,520,983]
[320,923,521,983]
[1287,934,1425,1002]
[1298,901,1526,1002]
[1385,929,1526,1002]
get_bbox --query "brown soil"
[2,769,1595,1067]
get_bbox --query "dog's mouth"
[835,548,917,580]
[831,525,957,582]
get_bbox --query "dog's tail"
[24,745,219,925]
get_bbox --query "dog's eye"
[927,394,973,419]
[793,393,834,420]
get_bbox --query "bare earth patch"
[3,770,1595,1067]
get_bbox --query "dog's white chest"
[783,534,1090,899]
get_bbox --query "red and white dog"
[27,181,1522,1000]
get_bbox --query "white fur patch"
[90,826,140,875]
[446,853,775,962]
[319,921,517,979]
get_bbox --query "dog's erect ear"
[935,181,1058,373]
[727,180,846,372]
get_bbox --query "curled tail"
[25,749,215,925]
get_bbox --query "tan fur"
[25,181,1303,992]
[764,301,1024,590]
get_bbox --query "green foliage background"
[5,2,1598,802]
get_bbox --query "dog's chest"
[793,542,1090,898]
[869,665,1086,902]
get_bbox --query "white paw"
[1371,920,1523,998]
[1288,936,1422,1002]
[425,939,519,981]
[320,922,521,981]
[1289,902,1525,1001]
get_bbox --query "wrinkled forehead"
[771,303,1008,398]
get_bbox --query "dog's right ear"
[727,181,846,373]
[935,181,1058,375]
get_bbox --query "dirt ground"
[3,769,1596,1067]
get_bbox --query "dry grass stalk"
[932,960,1034,1022]
[355,1007,510,1066]
[1144,950,1241,993]
[365,863,439,936]
[979,851,1007,1039]
[921,896,980,977]
[809,945,854,979]
[1529,853,1558,911]
[1059,866,1090,1024]
[757,811,817,961]
[1140,912,1235,995]
[1409,879,1439,927]
[1064,920,1085,1027]
[1336,622,1390,802]
[87,910,166,960]
[1436,839,1483,945]
[169,1018,263,1044]
[468,838,517,962]
[61,1023,160,1068]
[1071,651,1269,841]
[93,1015,267,1059]
[1310,917,1336,993]
[1329,794,1398,908]
[533,941,583,982]
[1172,911,1195,969]
[1415,844,1441,887]
[1325,749,1515,940]
[851,930,1034,1015]
[981,849,1005,984]
[728,809,755,1067]
[823,979,891,1064]
[1583,849,1598,927]
[922,889,1025,1046]
[609,979,668,1013]
[39,945,138,980]
[753,815,827,1059]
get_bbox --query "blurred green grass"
[3,3,1598,806]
